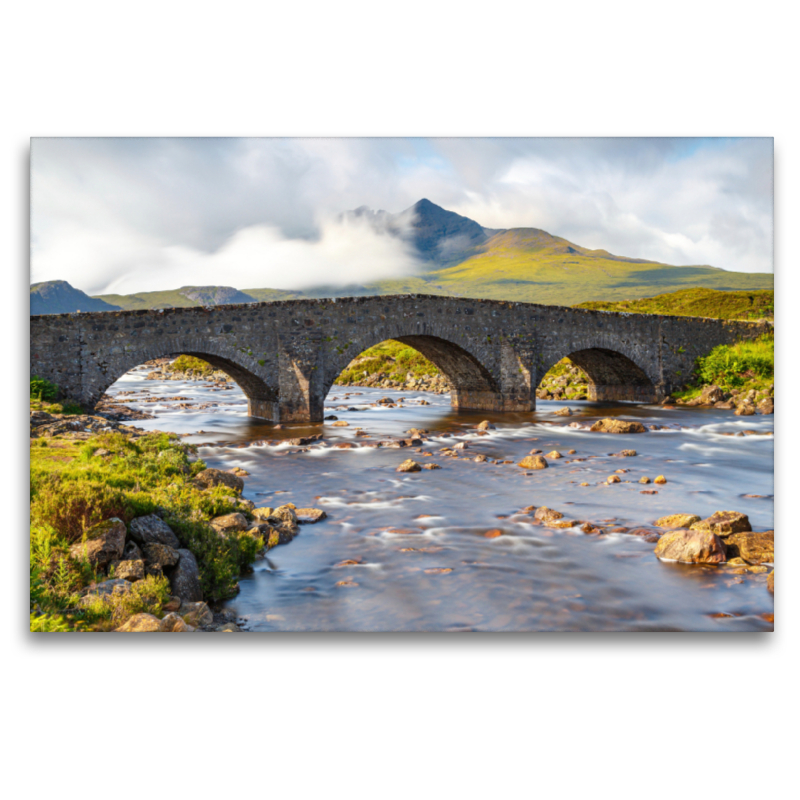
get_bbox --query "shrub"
[694,335,774,389]
[30,376,59,401]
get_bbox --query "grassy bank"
[575,287,773,321]
[674,334,774,401]
[30,378,263,631]
[333,340,440,386]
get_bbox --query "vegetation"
[30,407,263,631]
[31,376,83,414]
[575,287,774,320]
[168,354,217,376]
[675,334,774,400]
[334,340,440,386]
[30,376,59,401]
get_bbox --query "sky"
[30,137,774,296]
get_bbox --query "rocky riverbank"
[29,409,326,632]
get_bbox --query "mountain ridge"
[31,200,772,314]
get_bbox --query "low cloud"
[30,137,773,296]
[33,213,422,296]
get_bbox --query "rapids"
[106,367,775,632]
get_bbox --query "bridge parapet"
[30,294,770,422]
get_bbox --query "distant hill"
[30,280,121,315]
[92,285,260,311]
[574,287,774,321]
[34,199,772,313]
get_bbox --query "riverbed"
[107,369,775,632]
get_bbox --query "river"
[107,368,775,632]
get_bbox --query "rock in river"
[295,508,327,524]
[589,418,647,434]
[723,531,774,564]
[654,529,726,564]
[518,455,548,469]
[691,510,751,535]
[396,459,422,473]
[655,514,701,528]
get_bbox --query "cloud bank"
[30,137,773,295]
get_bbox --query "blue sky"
[30,137,773,295]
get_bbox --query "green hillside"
[355,229,772,306]
[575,287,774,320]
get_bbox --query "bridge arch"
[85,336,279,419]
[538,345,658,403]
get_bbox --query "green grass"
[575,287,774,320]
[334,340,440,386]
[30,414,265,630]
[168,355,216,376]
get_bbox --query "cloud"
[30,137,773,295]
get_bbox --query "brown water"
[108,368,775,632]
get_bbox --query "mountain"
[30,280,121,315]
[33,200,773,313]
[92,285,260,311]
[344,198,497,268]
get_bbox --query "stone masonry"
[30,294,770,423]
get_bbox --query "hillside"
[575,287,774,320]
[93,285,263,311]
[31,281,121,315]
[33,199,773,312]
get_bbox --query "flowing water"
[108,368,775,632]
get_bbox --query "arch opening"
[556,347,656,403]
[327,335,503,411]
[94,351,278,420]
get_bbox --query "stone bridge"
[30,294,769,423]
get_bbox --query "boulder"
[534,507,563,523]
[691,511,751,535]
[546,450,563,459]
[654,475,668,485]
[158,612,190,632]
[128,514,180,548]
[180,601,214,627]
[700,385,725,404]
[757,397,774,415]
[69,518,126,568]
[115,613,162,632]
[723,531,774,564]
[142,542,180,569]
[295,508,327,524]
[654,529,726,564]
[331,420,349,427]
[639,477,651,484]
[518,455,548,469]
[81,578,132,599]
[169,549,203,602]
[476,420,495,430]
[270,505,298,530]
[113,559,145,582]
[735,404,756,416]
[122,540,144,561]
[589,418,647,434]
[210,512,250,534]
[192,468,244,494]
[607,475,621,484]
[554,407,572,416]
[655,514,701,529]
[252,507,274,520]
[396,459,421,472]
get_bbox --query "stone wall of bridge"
[30,294,770,423]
